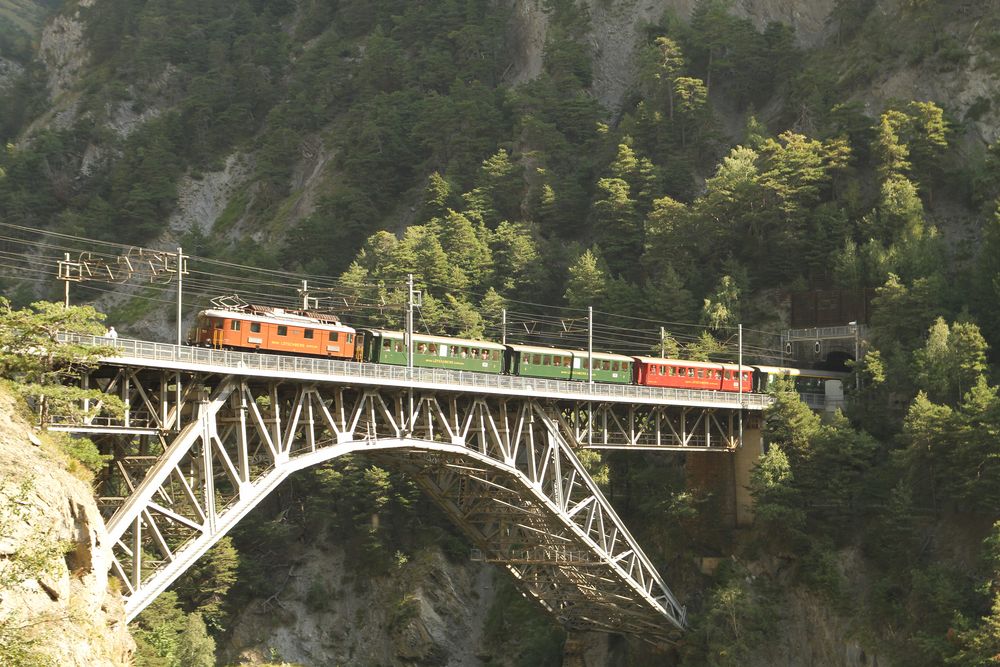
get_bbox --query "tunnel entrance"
[822,350,854,372]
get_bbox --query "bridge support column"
[733,426,762,527]
[685,452,736,529]
[685,419,763,529]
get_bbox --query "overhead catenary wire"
[0,224,792,362]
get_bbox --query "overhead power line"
[0,224,792,362]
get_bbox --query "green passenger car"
[363,330,505,374]
[504,344,576,381]
[573,351,634,384]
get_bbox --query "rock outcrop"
[224,544,498,666]
[0,388,134,666]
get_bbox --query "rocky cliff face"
[585,0,836,112]
[222,541,500,665]
[0,388,134,666]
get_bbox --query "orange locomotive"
[188,304,359,360]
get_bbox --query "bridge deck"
[60,333,770,410]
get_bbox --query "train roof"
[633,356,750,370]
[199,309,355,331]
[505,343,575,357]
[365,330,506,350]
[755,365,849,378]
[585,350,635,362]
[507,345,634,362]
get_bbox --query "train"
[188,303,845,400]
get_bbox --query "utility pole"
[63,253,70,307]
[176,247,185,346]
[301,280,309,309]
[588,306,593,384]
[588,306,593,445]
[849,321,860,390]
[501,308,507,345]
[407,273,414,370]
[738,323,743,448]
[660,326,666,358]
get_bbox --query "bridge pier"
[685,422,762,529]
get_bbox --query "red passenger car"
[188,307,358,360]
[632,357,752,393]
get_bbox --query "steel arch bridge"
[49,335,770,645]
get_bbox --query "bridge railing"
[784,324,868,341]
[58,332,771,409]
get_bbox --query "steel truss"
[45,363,763,644]
[560,402,744,450]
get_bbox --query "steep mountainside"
[6,1,1000,666]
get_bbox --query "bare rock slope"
[0,387,134,666]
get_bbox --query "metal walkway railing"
[59,332,771,410]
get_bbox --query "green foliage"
[683,561,779,666]
[913,318,988,404]
[563,248,606,309]
[0,300,123,465]
[898,381,1000,514]
[172,536,239,631]
[131,591,194,667]
[176,613,215,667]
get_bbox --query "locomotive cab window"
[304,329,314,339]
[277,326,288,336]
[250,322,261,333]
[230,320,240,331]
[347,334,353,343]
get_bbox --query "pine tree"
[564,249,607,309]
[176,613,216,667]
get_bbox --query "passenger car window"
[330,332,340,342]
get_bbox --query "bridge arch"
[92,375,687,643]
